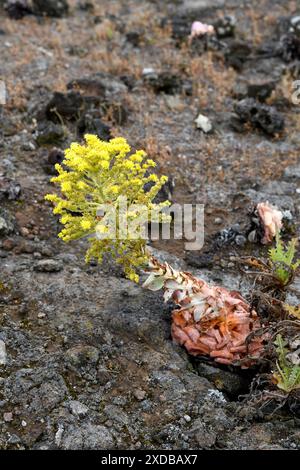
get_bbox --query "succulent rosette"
[144,258,266,367]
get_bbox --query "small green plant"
[273,334,300,393]
[268,233,300,286]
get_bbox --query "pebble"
[0,340,7,366]
[66,344,99,366]
[3,412,13,422]
[284,165,300,180]
[40,247,53,257]
[7,434,21,445]
[2,239,15,251]
[55,424,64,446]
[21,142,36,151]
[35,122,64,146]
[133,389,146,401]
[195,113,212,133]
[33,259,63,273]
[20,227,30,237]
[0,217,13,236]
[235,235,247,246]
[142,67,156,77]
[69,400,89,418]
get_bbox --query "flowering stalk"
[256,202,283,244]
[143,258,265,367]
[45,135,169,282]
[189,21,215,39]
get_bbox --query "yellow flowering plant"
[45,135,286,375]
[45,134,170,282]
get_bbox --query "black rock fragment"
[190,34,223,55]
[169,16,190,42]
[144,71,184,95]
[43,147,64,175]
[126,31,142,47]
[224,40,252,70]
[67,75,129,124]
[45,91,84,123]
[0,176,21,201]
[4,0,69,19]
[32,0,69,18]
[77,1,94,12]
[35,121,65,146]
[119,74,136,91]
[77,113,111,141]
[213,15,236,39]
[279,33,300,62]
[4,0,31,19]
[290,15,300,37]
[232,79,277,102]
[276,15,300,62]
[231,98,285,136]
[67,78,106,99]
[215,224,246,248]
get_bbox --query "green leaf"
[143,275,165,291]
[269,233,299,286]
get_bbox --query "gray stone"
[244,187,295,213]
[104,405,129,426]
[133,389,146,401]
[60,424,114,450]
[33,259,63,273]
[0,340,7,365]
[188,418,217,448]
[3,412,13,422]
[66,345,100,367]
[235,235,247,246]
[180,0,225,12]
[35,121,65,146]
[4,368,67,412]
[69,400,89,418]
[0,215,13,236]
[151,370,187,400]
[284,165,300,180]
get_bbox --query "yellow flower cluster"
[45,135,170,282]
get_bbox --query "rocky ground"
[0,0,300,450]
